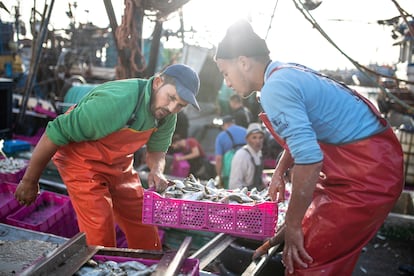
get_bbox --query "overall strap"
[126,86,146,127]
[226,129,245,149]
[243,147,263,166]
[268,64,388,126]
[243,148,264,189]
[244,147,255,164]
[225,129,234,147]
[225,130,235,148]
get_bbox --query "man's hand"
[146,151,168,192]
[14,180,40,206]
[282,224,313,274]
[269,172,287,202]
[147,171,169,193]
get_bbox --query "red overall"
[260,76,404,274]
[52,127,161,250]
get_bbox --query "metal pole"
[103,0,119,49]
[17,0,55,127]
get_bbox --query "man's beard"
[153,107,171,120]
[150,88,171,119]
[150,101,170,120]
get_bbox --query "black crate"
[0,78,13,139]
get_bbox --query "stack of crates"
[0,182,20,223]
[0,181,79,238]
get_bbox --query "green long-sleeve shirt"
[46,77,176,152]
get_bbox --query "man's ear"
[238,56,251,72]
[153,76,163,90]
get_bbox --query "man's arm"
[269,149,294,201]
[286,162,322,229]
[215,155,222,177]
[177,145,200,161]
[146,151,169,192]
[283,161,322,274]
[15,133,59,205]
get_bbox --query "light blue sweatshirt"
[260,61,386,164]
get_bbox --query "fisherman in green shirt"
[14,64,200,250]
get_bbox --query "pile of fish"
[75,259,192,276]
[0,158,27,175]
[276,182,292,229]
[162,174,271,204]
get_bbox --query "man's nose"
[168,102,181,113]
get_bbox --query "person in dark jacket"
[229,94,254,128]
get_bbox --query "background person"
[170,134,215,180]
[14,64,201,250]
[229,94,254,128]
[214,115,247,188]
[217,81,234,116]
[174,110,189,139]
[215,20,404,275]
[229,122,267,191]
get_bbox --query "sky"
[1,0,413,70]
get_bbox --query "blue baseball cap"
[163,64,200,111]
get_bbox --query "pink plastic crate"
[6,191,73,234]
[92,255,199,276]
[0,182,21,222]
[0,158,28,183]
[143,191,277,240]
[115,224,128,248]
[46,202,79,238]
[13,127,45,146]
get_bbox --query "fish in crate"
[143,175,278,240]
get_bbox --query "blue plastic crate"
[3,139,31,154]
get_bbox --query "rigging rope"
[291,0,414,114]
[115,0,146,79]
[265,0,280,40]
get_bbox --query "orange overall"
[260,92,404,274]
[52,127,161,250]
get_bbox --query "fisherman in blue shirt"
[215,19,404,275]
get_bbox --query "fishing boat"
[375,17,414,125]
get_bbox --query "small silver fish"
[206,178,217,189]
[119,260,150,271]
[170,179,186,189]
[182,190,205,200]
[220,193,254,204]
